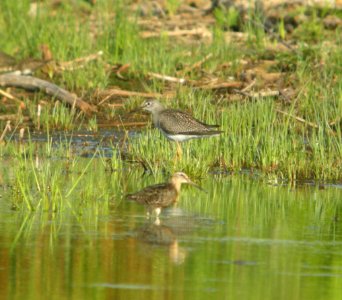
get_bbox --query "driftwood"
[0,74,96,114]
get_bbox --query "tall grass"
[0,0,341,182]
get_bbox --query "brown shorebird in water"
[126,172,203,219]
[137,100,223,158]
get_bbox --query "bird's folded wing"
[159,109,220,134]
[176,130,224,135]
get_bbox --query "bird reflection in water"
[136,220,187,265]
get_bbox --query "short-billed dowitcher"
[126,172,202,218]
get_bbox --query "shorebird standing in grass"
[126,172,203,222]
[137,99,223,159]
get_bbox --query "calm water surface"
[1,168,342,300]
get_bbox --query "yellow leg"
[175,142,182,160]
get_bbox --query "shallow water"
[1,170,342,300]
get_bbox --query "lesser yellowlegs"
[138,100,223,158]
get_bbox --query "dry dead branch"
[0,74,96,114]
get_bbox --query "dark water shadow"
[7,129,140,158]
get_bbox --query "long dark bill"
[188,181,207,193]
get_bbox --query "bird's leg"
[175,141,182,160]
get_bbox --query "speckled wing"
[158,109,222,135]
[126,183,178,208]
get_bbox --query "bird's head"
[172,172,205,192]
[140,99,164,113]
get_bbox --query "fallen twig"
[147,72,186,84]
[0,88,17,100]
[147,71,243,91]
[105,103,125,108]
[0,88,26,107]
[329,117,341,127]
[0,114,30,121]
[137,17,215,31]
[0,74,96,114]
[0,120,11,144]
[98,88,162,105]
[199,81,243,90]
[276,109,319,129]
[140,27,211,39]
[116,63,131,79]
[241,79,256,93]
[178,53,213,75]
[235,89,280,98]
[57,51,103,71]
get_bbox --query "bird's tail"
[206,124,221,129]
[125,194,136,201]
[179,130,224,135]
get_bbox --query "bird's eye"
[146,101,151,106]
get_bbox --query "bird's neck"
[170,178,182,194]
[152,113,160,127]
[151,107,164,126]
